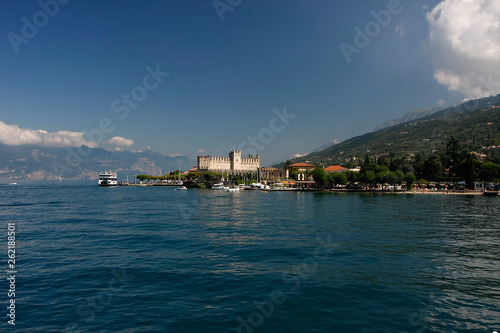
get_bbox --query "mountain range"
[0,144,194,181]
[2,95,500,180]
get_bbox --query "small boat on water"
[212,183,225,190]
[249,182,270,190]
[483,190,499,196]
[243,185,257,190]
[225,186,239,192]
[244,183,268,190]
[175,167,187,190]
[98,172,118,186]
[9,182,17,185]
[483,185,499,196]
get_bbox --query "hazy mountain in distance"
[0,144,194,181]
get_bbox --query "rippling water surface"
[1,183,499,332]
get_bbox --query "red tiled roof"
[291,163,316,167]
[324,165,347,172]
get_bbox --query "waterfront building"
[290,162,316,181]
[290,163,316,172]
[261,167,288,180]
[198,150,260,174]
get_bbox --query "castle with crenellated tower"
[198,150,260,174]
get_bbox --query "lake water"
[1,183,499,332]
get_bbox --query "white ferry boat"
[98,172,118,186]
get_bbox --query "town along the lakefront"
[115,148,500,195]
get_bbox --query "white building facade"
[198,150,260,174]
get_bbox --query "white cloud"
[427,0,500,98]
[291,153,307,159]
[436,99,446,107]
[169,153,184,157]
[0,121,97,147]
[197,149,205,153]
[0,121,136,151]
[107,136,134,147]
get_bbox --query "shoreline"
[327,189,485,195]
[117,183,494,195]
[406,190,483,195]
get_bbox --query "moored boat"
[175,186,188,191]
[174,167,187,190]
[483,190,499,196]
[212,183,225,190]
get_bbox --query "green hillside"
[287,94,500,167]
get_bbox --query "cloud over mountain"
[427,0,500,98]
[107,136,134,147]
[0,121,134,150]
[0,121,96,148]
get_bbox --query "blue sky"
[1,0,499,166]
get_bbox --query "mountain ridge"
[310,103,457,155]
[279,94,500,167]
[374,106,446,131]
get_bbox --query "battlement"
[210,156,230,162]
[197,150,260,173]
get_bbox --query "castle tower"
[197,156,210,171]
[229,150,242,171]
